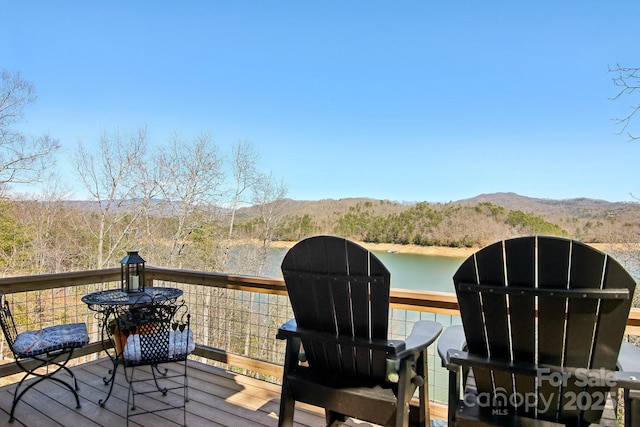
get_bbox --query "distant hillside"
[458,192,637,218]
[238,197,410,228]
[242,192,640,225]
[66,192,640,247]
[238,193,640,247]
[458,193,640,236]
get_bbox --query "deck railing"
[0,266,639,420]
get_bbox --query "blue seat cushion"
[13,323,89,358]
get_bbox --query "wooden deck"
[0,358,381,427]
[0,358,620,427]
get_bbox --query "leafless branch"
[609,64,640,141]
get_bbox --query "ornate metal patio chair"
[0,291,89,422]
[437,236,640,426]
[116,296,193,426]
[277,235,442,427]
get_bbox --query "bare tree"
[0,70,59,192]
[0,197,28,274]
[249,172,288,274]
[10,173,87,273]
[241,172,287,357]
[155,132,225,267]
[223,139,261,264]
[610,65,640,141]
[227,140,260,240]
[72,127,152,268]
[153,132,225,354]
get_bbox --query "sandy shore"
[270,240,476,257]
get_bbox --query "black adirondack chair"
[277,236,442,427]
[438,236,640,426]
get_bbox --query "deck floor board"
[0,358,376,427]
[0,358,620,426]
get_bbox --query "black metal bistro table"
[82,287,183,406]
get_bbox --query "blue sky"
[2,1,639,203]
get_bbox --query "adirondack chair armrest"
[447,350,520,374]
[447,350,552,377]
[277,318,406,353]
[615,371,640,390]
[615,342,640,391]
[391,320,442,360]
[448,350,565,377]
[618,342,640,373]
[276,319,298,340]
[437,325,466,367]
[448,350,639,389]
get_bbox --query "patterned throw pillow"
[12,323,89,358]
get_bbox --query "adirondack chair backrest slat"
[593,260,636,367]
[281,236,391,382]
[453,236,636,424]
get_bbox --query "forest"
[2,192,639,277]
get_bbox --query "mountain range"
[242,192,640,223]
[236,192,640,244]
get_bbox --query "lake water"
[261,247,464,293]
[372,251,464,292]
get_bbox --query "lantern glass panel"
[120,251,145,293]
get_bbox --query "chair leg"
[11,377,81,420]
[151,364,169,395]
[448,368,461,426]
[278,377,296,427]
[126,365,137,411]
[278,338,300,427]
[183,360,189,426]
[183,359,189,403]
[414,349,430,427]
[124,365,137,427]
[124,361,189,427]
[626,389,640,427]
[10,350,81,422]
[396,358,412,427]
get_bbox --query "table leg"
[96,307,121,407]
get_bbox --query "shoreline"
[270,240,623,258]
[361,242,475,257]
[269,240,476,257]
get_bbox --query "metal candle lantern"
[121,251,145,293]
